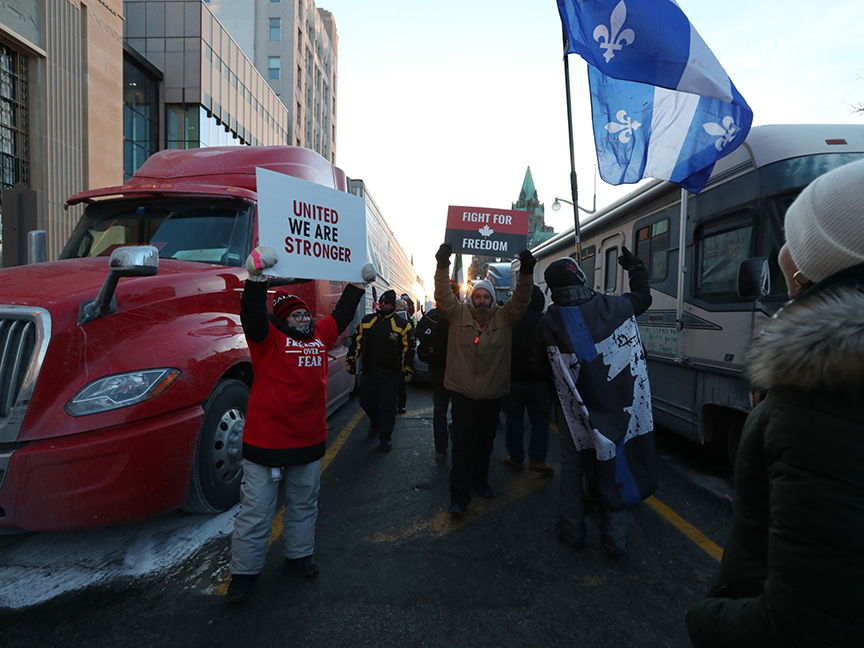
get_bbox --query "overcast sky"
[317,0,864,296]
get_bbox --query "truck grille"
[0,307,50,443]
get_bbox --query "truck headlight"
[65,369,181,416]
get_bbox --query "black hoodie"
[510,284,546,382]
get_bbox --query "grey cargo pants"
[230,458,320,575]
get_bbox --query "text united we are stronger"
[284,200,352,263]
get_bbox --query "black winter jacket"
[687,265,864,647]
[346,309,415,377]
[511,284,546,382]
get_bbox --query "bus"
[529,124,864,461]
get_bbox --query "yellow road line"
[367,473,554,542]
[644,496,723,562]
[215,405,364,595]
[552,422,723,562]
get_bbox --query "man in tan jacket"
[433,243,536,515]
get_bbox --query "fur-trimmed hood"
[748,285,864,395]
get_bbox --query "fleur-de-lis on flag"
[593,1,635,63]
[605,110,641,143]
[703,116,739,151]
[478,225,495,237]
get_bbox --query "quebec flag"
[557,0,752,193]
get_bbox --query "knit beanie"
[544,257,587,289]
[784,158,864,283]
[273,291,309,320]
[469,279,495,302]
[379,289,397,305]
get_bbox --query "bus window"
[634,218,670,281]
[604,247,618,293]
[571,246,596,289]
[695,216,755,295]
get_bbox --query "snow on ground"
[0,506,238,610]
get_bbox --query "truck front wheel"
[183,379,250,513]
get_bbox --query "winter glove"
[518,249,537,275]
[435,243,453,268]
[245,246,277,281]
[403,367,413,383]
[617,246,643,271]
[346,362,356,376]
[361,262,377,284]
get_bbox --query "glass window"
[268,57,281,80]
[269,18,281,42]
[634,218,670,281]
[695,217,755,295]
[582,247,596,288]
[60,199,254,267]
[604,247,618,294]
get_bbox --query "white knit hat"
[784,158,864,283]
[469,279,496,303]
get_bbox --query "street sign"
[444,205,528,258]
[256,168,368,282]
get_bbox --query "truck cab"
[0,146,356,531]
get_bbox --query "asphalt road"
[0,384,733,648]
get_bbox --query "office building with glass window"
[0,0,125,262]
[204,0,338,162]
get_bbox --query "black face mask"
[270,314,314,340]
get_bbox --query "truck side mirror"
[737,257,770,301]
[79,246,159,325]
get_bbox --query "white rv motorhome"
[528,124,864,462]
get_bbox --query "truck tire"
[183,379,250,513]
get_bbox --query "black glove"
[518,249,537,275]
[617,246,643,271]
[436,243,453,268]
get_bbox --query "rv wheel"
[183,379,250,513]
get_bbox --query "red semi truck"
[0,146,359,532]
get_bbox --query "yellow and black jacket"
[347,309,415,380]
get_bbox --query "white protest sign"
[256,167,368,282]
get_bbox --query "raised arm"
[331,264,377,334]
[618,246,652,317]
[240,246,278,344]
[499,250,536,326]
[433,244,461,322]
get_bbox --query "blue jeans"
[504,380,552,463]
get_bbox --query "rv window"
[604,247,618,294]
[695,220,754,295]
[573,246,596,289]
[634,218,669,281]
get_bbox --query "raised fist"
[518,249,537,275]
[361,263,377,284]
[435,243,453,268]
[617,246,643,271]
[245,246,277,281]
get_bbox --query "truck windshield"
[60,199,254,267]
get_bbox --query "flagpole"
[562,32,582,264]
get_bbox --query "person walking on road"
[687,158,864,647]
[434,243,536,516]
[394,298,413,414]
[227,246,374,606]
[416,282,459,461]
[533,249,656,556]
[504,284,554,475]
[346,289,415,451]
